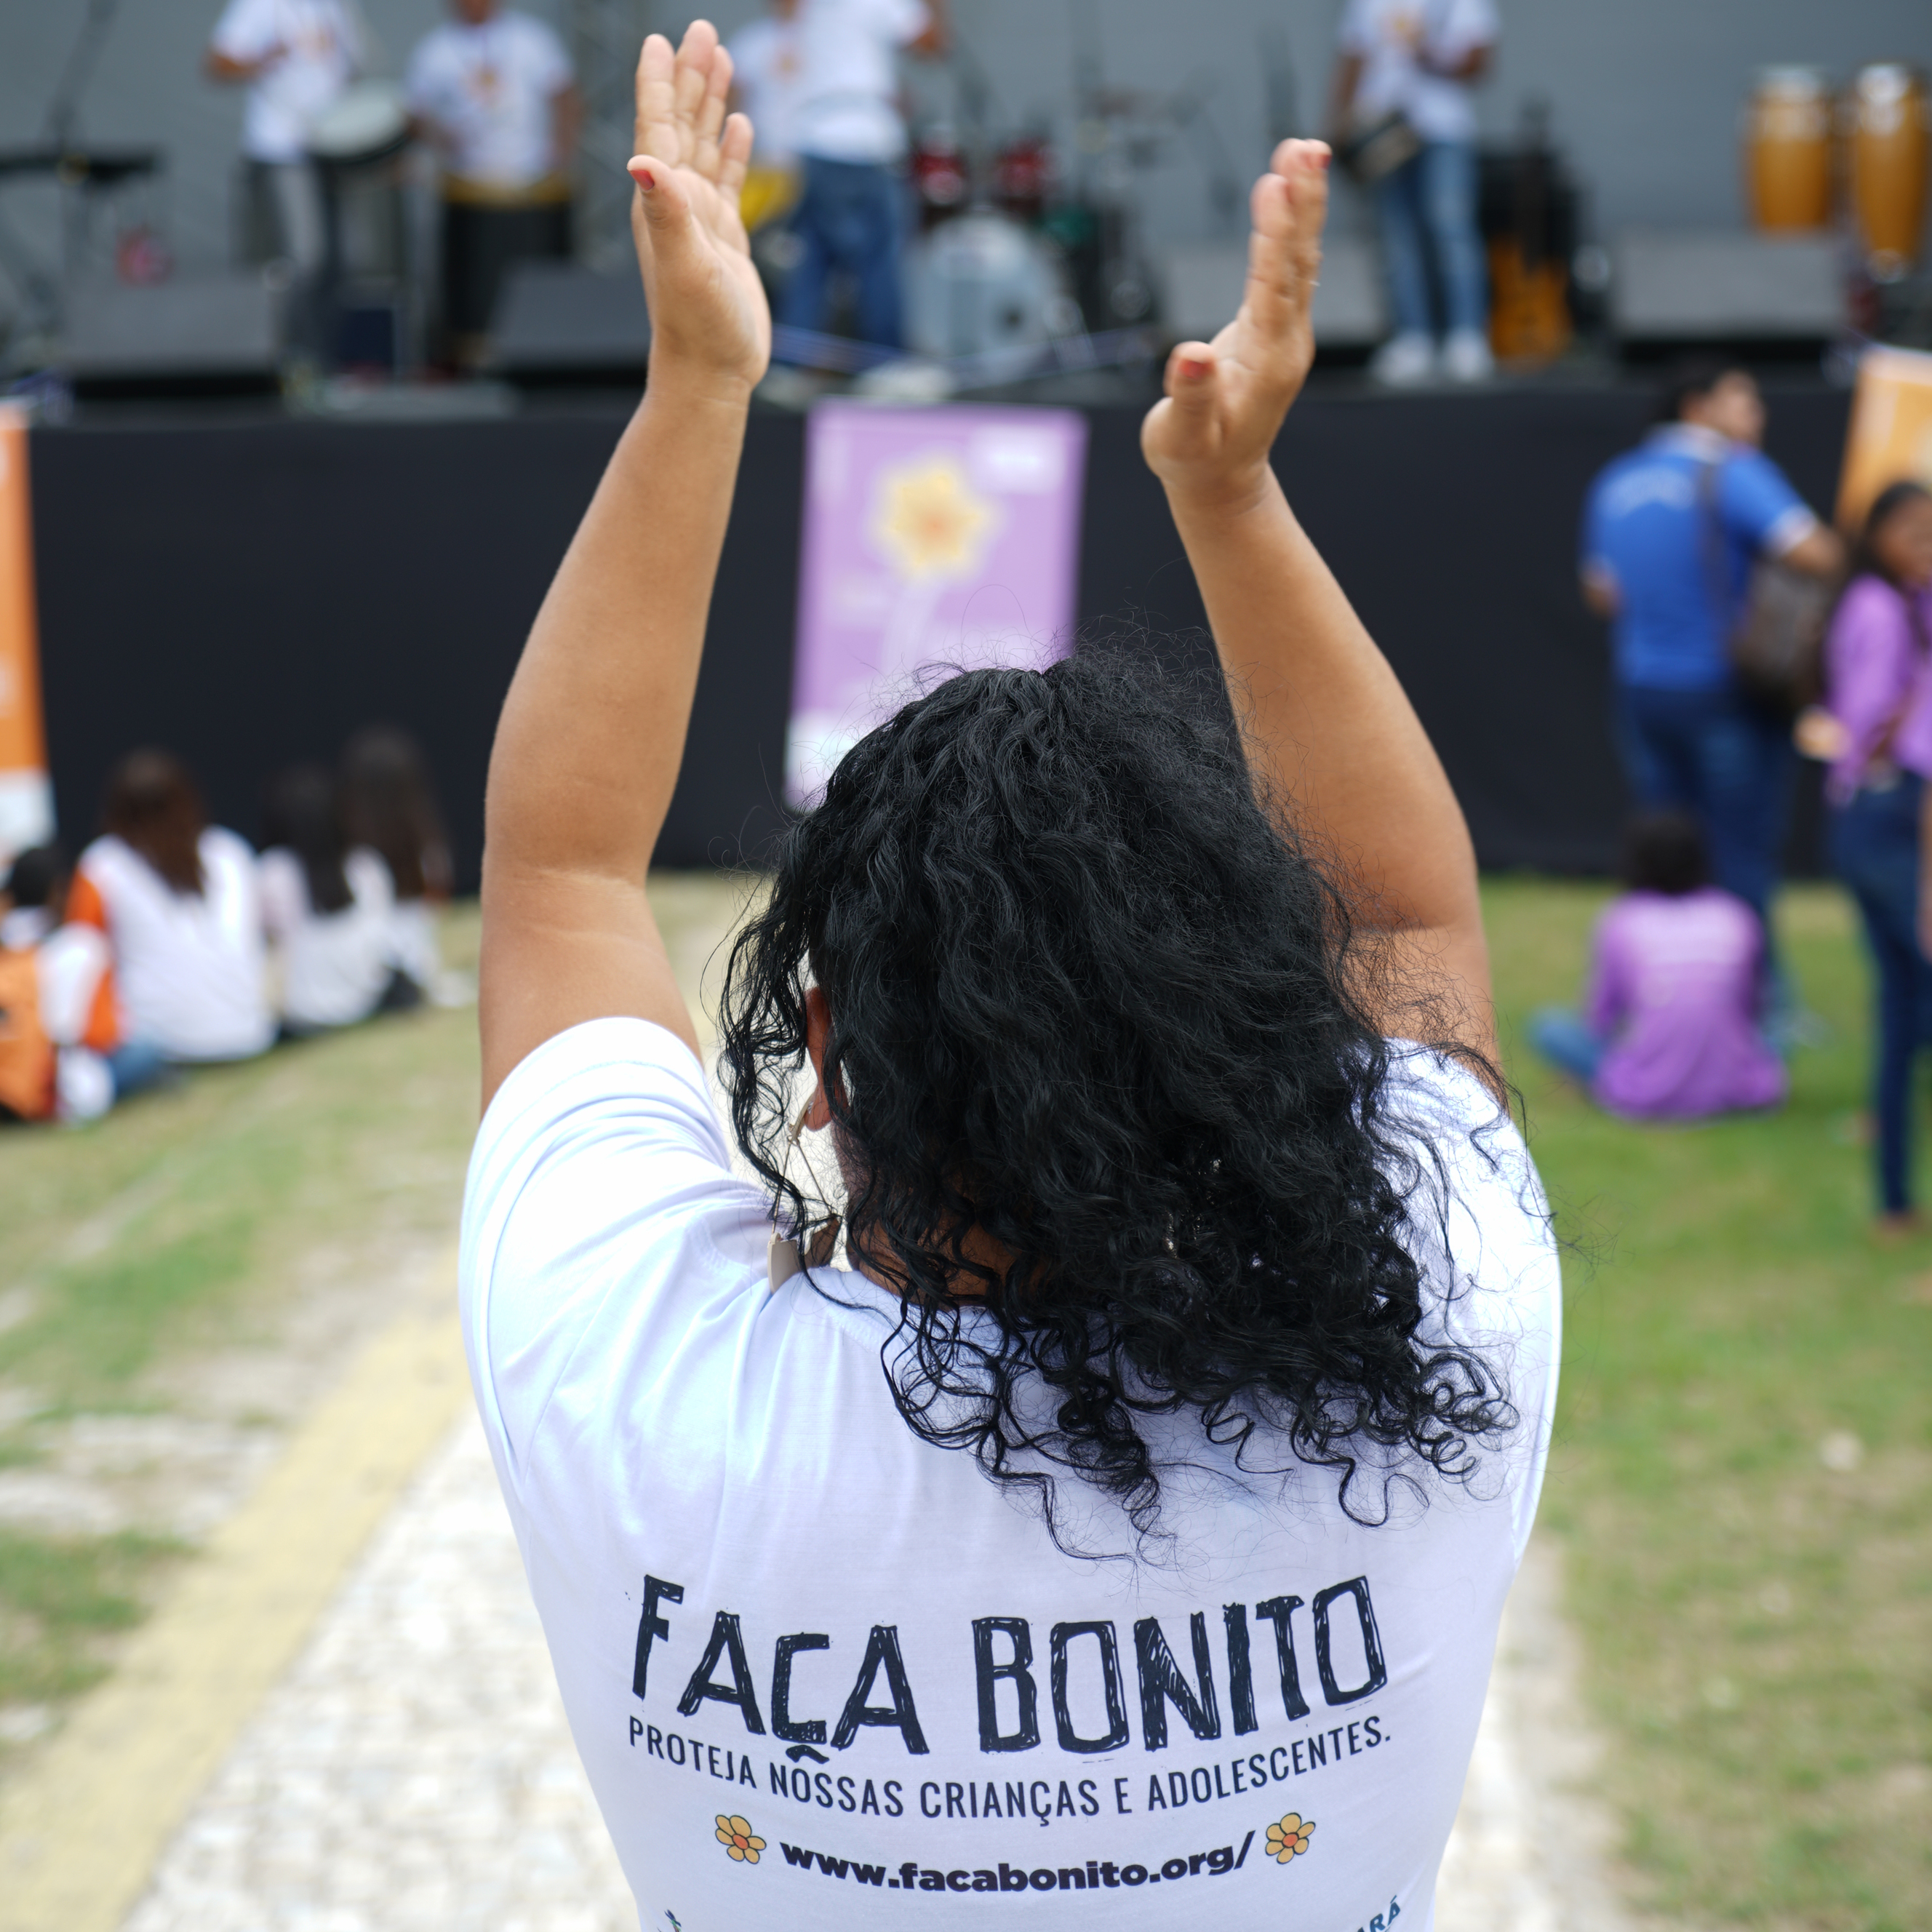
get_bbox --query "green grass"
[1488,879,1932,1931]
[0,1530,185,1706]
[0,909,489,1742]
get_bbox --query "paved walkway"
[114,1406,1635,1932]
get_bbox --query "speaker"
[1156,235,1386,348]
[490,261,650,383]
[1610,230,1843,343]
[59,274,280,391]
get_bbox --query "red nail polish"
[634,162,657,190]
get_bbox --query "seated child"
[259,764,417,1034]
[1,844,167,1122]
[339,724,456,1001]
[1530,813,1787,1119]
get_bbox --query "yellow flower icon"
[715,1814,765,1864]
[870,455,997,581]
[1265,1812,1316,1864]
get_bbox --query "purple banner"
[788,401,1089,803]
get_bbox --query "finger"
[692,44,733,184]
[1240,140,1328,360]
[717,111,754,212]
[634,33,678,164]
[671,18,719,168]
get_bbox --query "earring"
[767,1102,843,1290]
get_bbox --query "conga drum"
[1843,63,1930,280]
[1745,67,1833,232]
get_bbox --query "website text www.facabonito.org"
[777,1831,1256,1891]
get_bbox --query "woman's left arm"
[479,23,765,1107]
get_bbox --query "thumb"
[1162,342,1219,410]
[628,156,696,249]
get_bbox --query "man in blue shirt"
[1581,362,1842,934]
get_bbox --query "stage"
[28,378,1852,883]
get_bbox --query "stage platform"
[28,377,1851,882]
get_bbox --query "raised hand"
[627,22,769,392]
[1140,140,1330,508]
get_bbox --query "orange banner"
[1837,345,1932,535]
[0,402,54,866]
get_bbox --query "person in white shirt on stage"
[727,0,807,234]
[777,0,949,351]
[205,0,364,359]
[406,0,580,369]
[1328,0,1497,386]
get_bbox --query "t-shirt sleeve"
[524,19,574,92]
[1434,0,1498,55]
[1721,451,1815,559]
[403,33,441,113]
[1382,1049,1562,1564]
[1337,0,1377,56]
[460,1017,770,1486]
[868,0,930,46]
[209,0,280,62]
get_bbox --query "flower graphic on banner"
[1265,1813,1317,1864]
[869,454,998,581]
[715,1815,765,1864]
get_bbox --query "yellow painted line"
[0,1280,471,1932]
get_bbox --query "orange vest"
[0,948,55,1120]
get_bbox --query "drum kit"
[1745,63,1929,283]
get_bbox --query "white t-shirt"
[729,13,807,164]
[405,12,573,191]
[210,0,363,164]
[258,845,396,1031]
[78,829,273,1062]
[790,0,930,166]
[461,1018,1559,1931]
[1339,0,1496,146]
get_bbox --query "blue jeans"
[1616,684,1794,942]
[778,155,906,351]
[1829,778,1932,1213]
[1373,141,1487,339]
[106,1038,169,1101]
[1530,1007,1605,1084]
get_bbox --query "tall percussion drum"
[1745,67,1833,232]
[1844,63,1930,280]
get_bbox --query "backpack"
[0,949,55,1122]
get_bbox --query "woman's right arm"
[1141,142,1493,1060]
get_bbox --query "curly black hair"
[720,648,1514,1552]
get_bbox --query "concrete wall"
[2,0,1928,317]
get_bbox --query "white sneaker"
[1369,332,1436,386]
[1442,329,1495,383]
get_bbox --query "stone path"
[119,1409,1637,1932]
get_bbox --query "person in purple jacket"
[1821,480,1932,1232]
[1530,811,1785,1120]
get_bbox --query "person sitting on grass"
[338,724,457,1002]
[71,750,275,1066]
[0,843,168,1122]
[1529,810,1785,1121]
[260,762,421,1036]
[461,26,1558,1929]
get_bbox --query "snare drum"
[1744,66,1833,232]
[1843,63,1929,280]
[308,80,412,169]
